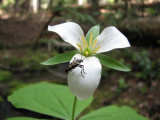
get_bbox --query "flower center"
[84,48,91,56]
[76,32,100,56]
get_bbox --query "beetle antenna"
[82,56,85,61]
[80,55,85,61]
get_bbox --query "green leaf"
[41,50,78,65]
[8,82,93,120]
[6,117,48,120]
[96,54,131,72]
[86,25,100,43]
[80,105,149,120]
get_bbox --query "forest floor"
[0,11,160,120]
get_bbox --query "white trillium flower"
[68,54,102,100]
[48,22,130,100]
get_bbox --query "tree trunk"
[114,0,118,11]
[115,0,118,3]
[15,0,20,14]
[23,0,30,12]
[77,0,84,5]
[32,10,61,49]
[90,0,99,10]
[47,0,53,9]
[2,0,6,4]
[141,0,144,17]
[124,0,128,12]
[123,0,128,17]
[32,0,38,13]
[38,0,41,10]
[89,0,100,17]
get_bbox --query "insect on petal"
[68,54,102,100]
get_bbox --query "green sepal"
[86,25,100,43]
[96,54,131,72]
[41,50,78,65]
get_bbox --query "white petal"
[96,26,130,53]
[68,54,102,100]
[48,22,84,50]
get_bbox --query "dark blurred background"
[0,0,160,120]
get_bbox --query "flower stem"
[72,96,77,120]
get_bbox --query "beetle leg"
[81,65,86,74]
[79,65,86,77]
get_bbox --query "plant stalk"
[72,96,77,120]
